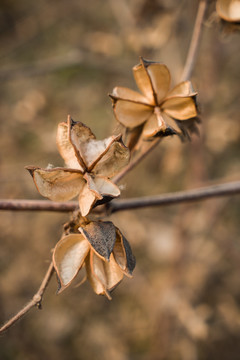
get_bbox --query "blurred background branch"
[181,0,209,81]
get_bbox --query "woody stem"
[108,181,240,213]
[181,0,209,81]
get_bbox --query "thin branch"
[108,181,240,213]
[181,0,209,81]
[0,262,54,334]
[0,181,240,213]
[0,199,78,212]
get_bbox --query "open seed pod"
[26,117,130,216]
[53,221,136,299]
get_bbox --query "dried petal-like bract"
[26,167,84,202]
[53,234,90,291]
[114,228,136,276]
[57,122,84,170]
[79,221,116,260]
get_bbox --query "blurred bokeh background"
[0,0,240,359]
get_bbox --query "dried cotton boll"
[110,57,199,142]
[26,117,130,216]
[52,221,136,298]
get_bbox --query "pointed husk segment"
[79,174,120,216]
[53,234,90,292]
[56,121,84,170]
[69,119,130,175]
[26,166,85,202]
[113,228,136,276]
[79,221,117,260]
[162,96,198,120]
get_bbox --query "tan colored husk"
[52,221,135,298]
[27,117,129,216]
[216,0,240,22]
[53,234,90,292]
[111,58,198,140]
[26,166,85,202]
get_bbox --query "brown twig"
[181,0,209,81]
[0,262,55,334]
[0,199,78,212]
[108,181,240,213]
[0,181,240,213]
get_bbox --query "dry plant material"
[53,221,135,299]
[26,117,129,216]
[216,0,240,22]
[110,57,198,140]
[1,0,215,332]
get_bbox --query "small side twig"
[0,261,55,334]
[181,0,209,81]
